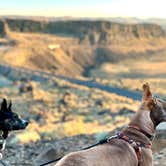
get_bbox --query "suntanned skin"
[55,83,166,166]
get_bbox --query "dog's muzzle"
[21,119,29,129]
[9,119,29,130]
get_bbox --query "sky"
[0,0,166,18]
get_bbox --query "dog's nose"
[22,120,29,126]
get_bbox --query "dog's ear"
[142,83,152,101]
[1,98,7,111]
[8,100,12,111]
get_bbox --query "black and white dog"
[0,98,29,140]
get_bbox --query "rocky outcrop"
[1,19,166,44]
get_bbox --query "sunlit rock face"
[1,19,166,43]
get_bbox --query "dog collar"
[128,125,154,141]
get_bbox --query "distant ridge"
[0,19,165,45]
[0,15,166,30]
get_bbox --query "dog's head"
[0,99,29,132]
[142,83,166,126]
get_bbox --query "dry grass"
[110,37,166,54]
[0,76,140,143]
[2,31,82,76]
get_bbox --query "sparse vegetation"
[0,73,138,143]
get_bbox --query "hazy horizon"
[0,0,166,19]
